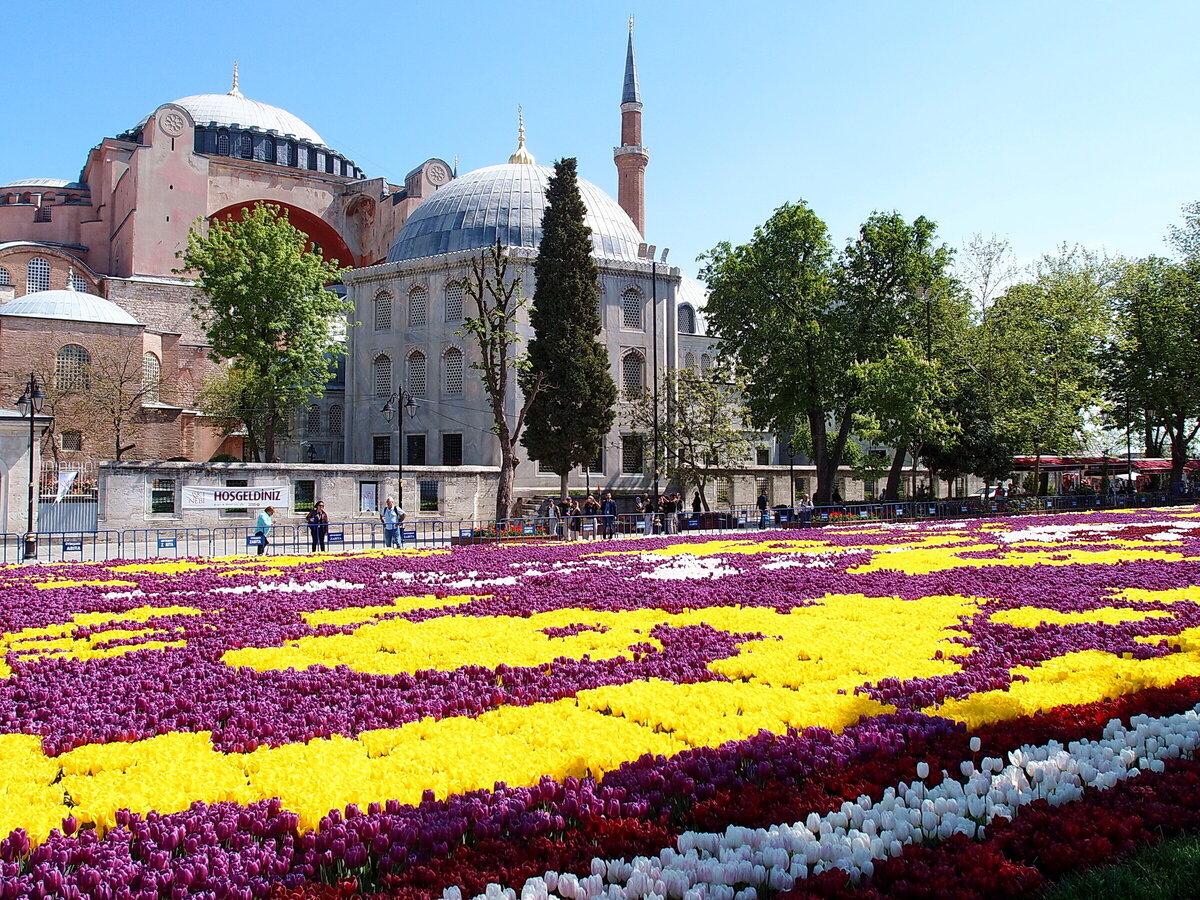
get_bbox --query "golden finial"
[453,154,459,176]
[228,61,243,98]
[508,105,536,165]
[629,14,634,33]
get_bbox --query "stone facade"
[97,461,501,531]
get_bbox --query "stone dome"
[387,164,645,264]
[1,289,141,326]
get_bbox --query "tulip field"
[5,508,1200,899]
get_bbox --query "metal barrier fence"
[0,492,1185,562]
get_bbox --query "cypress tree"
[522,158,617,500]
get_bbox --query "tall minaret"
[614,16,649,236]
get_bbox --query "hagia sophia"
[0,23,718,499]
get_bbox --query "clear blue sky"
[4,1,1198,278]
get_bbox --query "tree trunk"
[883,447,908,501]
[809,410,832,503]
[559,471,569,503]
[1170,415,1188,498]
[496,446,516,521]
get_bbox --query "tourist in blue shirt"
[600,492,618,539]
[254,505,275,556]
[380,497,406,548]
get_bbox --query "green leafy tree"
[177,202,349,460]
[461,239,544,520]
[701,202,951,503]
[522,158,617,500]
[627,364,757,510]
[196,365,278,461]
[1104,256,1200,493]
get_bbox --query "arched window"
[701,353,713,376]
[444,281,464,322]
[409,285,428,327]
[56,344,90,391]
[374,290,392,331]
[328,404,343,436]
[373,354,392,398]
[217,132,230,155]
[684,351,696,370]
[262,136,275,162]
[27,257,50,293]
[678,303,696,334]
[622,351,645,398]
[142,352,160,402]
[622,287,643,329]
[0,267,10,286]
[445,347,464,395]
[306,404,320,436]
[68,271,88,292]
[237,133,253,160]
[407,351,427,398]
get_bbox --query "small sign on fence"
[62,538,83,553]
[157,537,177,550]
[246,534,266,548]
[459,529,473,539]
[687,517,700,529]
[327,532,345,544]
[522,524,535,536]
[402,529,418,541]
[778,512,791,523]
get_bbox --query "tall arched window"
[622,351,645,398]
[237,133,253,159]
[444,282,464,322]
[217,132,230,155]
[27,257,50,293]
[622,287,643,329]
[407,351,427,398]
[445,347,464,395]
[373,354,392,398]
[142,352,160,402]
[0,267,10,286]
[306,404,320,436]
[374,290,392,331]
[262,136,275,162]
[329,404,343,436]
[684,351,696,370]
[700,353,713,376]
[678,303,696,334]
[409,285,428,327]
[56,344,90,391]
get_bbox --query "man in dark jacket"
[600,492,618,538]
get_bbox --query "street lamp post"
[15,374,45,561]
[638,243,669,507]
[788,440,796,509]
[381,392,416,508]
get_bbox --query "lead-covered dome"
[1,289,141,326]
[163,93,326,146]
[387,164,645,263]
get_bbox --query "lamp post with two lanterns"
[15,374,46,561]
[381,391,417,507]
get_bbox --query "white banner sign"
[181,485,291,510]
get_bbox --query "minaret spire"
[228,61,243,98]
[623,16,641,104]
[614,18,649,235]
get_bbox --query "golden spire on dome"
[508,105,536,165]
[228,61,243,98]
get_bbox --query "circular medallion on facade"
[159,108,188,137]
[427,163,449,185]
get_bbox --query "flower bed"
[3,508,1200,897]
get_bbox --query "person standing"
[639,494,654,536]
[757,489,769,529]
[254,505,275,556]
[692,491,703,513]
[797,492,814,527]
[600,491,618,539]
[568,498,583,540]
[380,497,406,548]
[305,500,330,552]
[662,492,676,534]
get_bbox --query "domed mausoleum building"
[343,28,717,497]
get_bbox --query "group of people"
[249,497,408,555]
[538,492,621,539]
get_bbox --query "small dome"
[1,289,141,326]
[157,93,326,145]
[388,163,645,263]
[1,178,87,190]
